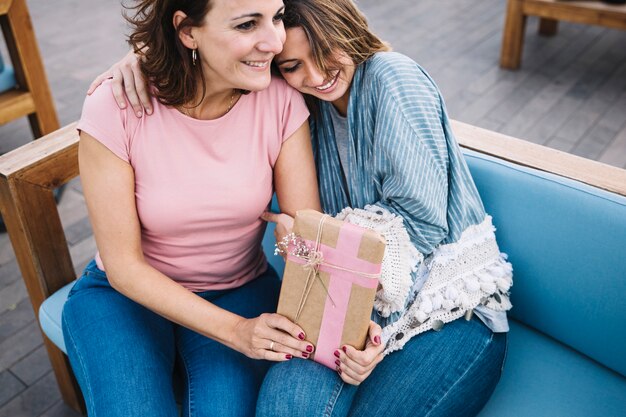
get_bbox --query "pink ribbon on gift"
[287,219,381,369]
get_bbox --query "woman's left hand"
[261,211,294,247]
[336,321,385,385]
[87,49,152,117]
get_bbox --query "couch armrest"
[0,122,83,412]
[0,122,79,306]
[452,120,626,197]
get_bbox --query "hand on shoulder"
[87,49,152,118]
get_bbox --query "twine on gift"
[290,215,380,322]
[294,215,334,321]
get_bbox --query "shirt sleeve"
[76,80,131,163]
[280,83,310,143]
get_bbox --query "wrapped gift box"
[277,210,385,369]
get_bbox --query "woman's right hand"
[87,49,152,117]
[232,313,314,362]
[261,211,294,251]
[336,321,385,385]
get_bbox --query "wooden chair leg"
[0,126,84,413]
[1,0,59,137]
[538,18,558,36]
[500,0,527,70]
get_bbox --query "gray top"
[328,104,350,187]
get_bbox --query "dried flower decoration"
[274,233,312,257]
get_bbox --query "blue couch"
[0,53,17,94]
[1,121,625,415]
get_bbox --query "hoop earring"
[192,49,197,66]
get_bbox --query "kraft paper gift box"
[276,210,386,369]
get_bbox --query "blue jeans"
[256,316,506,417]
[62,259,281,417]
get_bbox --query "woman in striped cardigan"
[94,0,513,414]
[258,1,513,416]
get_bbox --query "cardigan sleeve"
[367,55,452,259]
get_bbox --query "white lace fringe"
[380,215,513,354]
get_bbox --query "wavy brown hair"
[125,0,212,107]
[281,0,390,79]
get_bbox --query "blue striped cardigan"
[309,52,512,352]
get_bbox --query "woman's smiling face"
[275,27,355,113]
[186,0,287,93]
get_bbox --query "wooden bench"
[1,121,625,415]
[500,0,626,69]
[0,0,59,137]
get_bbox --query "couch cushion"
[478,320,626,417]
[465,150,626,377]
[39,281,73,354]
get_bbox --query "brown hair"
[125,0,212,107]
[281,0,390,79]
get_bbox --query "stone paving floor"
[0,0,624,415]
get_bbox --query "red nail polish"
[298,332,305,340]
[337,368,342,375]
[334,350,340,358]
[286,354,292,359]
[302,352,309,358]
[342,346,347,353]
[306,345,313,352]
[374,335,381,344]
[335,359,340,366]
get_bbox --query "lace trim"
[381,216,513,355]
[335,205,422,317]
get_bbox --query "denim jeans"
[62,259,281,417]
[256,315,507,417]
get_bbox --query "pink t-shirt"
[78,78,309,291]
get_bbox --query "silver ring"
[269,341,275,351]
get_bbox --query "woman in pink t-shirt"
[61,0,320,415]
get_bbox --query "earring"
[192,49,197,66]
